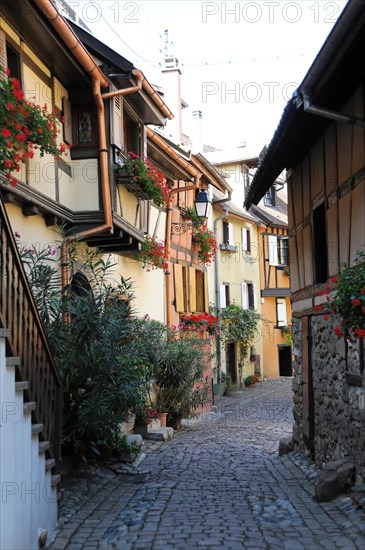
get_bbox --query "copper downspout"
[33,1,146,287]
[165,180,200,328]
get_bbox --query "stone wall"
[292,314,365,482]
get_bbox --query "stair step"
[51,474,61,487]
[6,356,20,367]
[32,423,43,436]
[23,401,36,413]
[0,329,11,338]
[15,381,29,392]
[46,459,56,471]
[39,441,50,454]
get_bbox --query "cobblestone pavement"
[49,379,365,550]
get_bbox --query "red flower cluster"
[138,235,168,271]
[317,259,365,339]
[124,152,170,207]
[180,313,220,336]
[1,67,68,185]
[192,224,217,265]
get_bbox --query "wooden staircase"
[0,193,62,548]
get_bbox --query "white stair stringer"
[0,336,58,549]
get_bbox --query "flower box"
[116,169,151,201]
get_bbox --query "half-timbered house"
[245,0,365,480]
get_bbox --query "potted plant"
[244,374,260,388]
[107,431,141,463]
[153,335,209,430]
[223,373,237,396]
[134,401,159,425]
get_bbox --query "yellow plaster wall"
[260,296,291,378]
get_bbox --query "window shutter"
[189,267,196,312]
[268,234,279,265]
[139,200,149,234]
[228,223,234,245]
[242,227,247,251]
[241,282,248,309]
[62,96,73,146]
[253,283,257,310]
[219,284,226,309]
[0,30,7,79]
[174,264,185,313]
[110,87,123,149]
[203,271,209,313]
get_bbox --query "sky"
[61,0,348,151]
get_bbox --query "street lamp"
[171,188,211,235]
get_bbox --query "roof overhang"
[2,0,92,91]
[245,0,365,208]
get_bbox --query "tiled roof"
[251,186,288,227]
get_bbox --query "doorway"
[226,343,237,383]
[278,345,292,377]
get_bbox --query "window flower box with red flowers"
[0,67,67,186]
[180,313,220,337]
[138,235,168,271]
[117,151,170,207]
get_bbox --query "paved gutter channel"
[48,379,365,550]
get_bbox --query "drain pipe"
[212,191,231,384]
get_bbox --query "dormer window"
[264,186,276,206]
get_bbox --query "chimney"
[190,110,203,154]
[161,31,182,143]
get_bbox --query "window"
[276,298,287,327]
[219,283,230,308]
[242,282,257,309]
[6,43,21,82]
[264,186,276,206]
[222,221,233,245]
[268,235,289,266]
[313,203,328,284]
[72,105,97,147]
[242,227,251,253]
[174,265,208,313]
[278,238,289,266]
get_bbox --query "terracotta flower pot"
[159,412,168,427]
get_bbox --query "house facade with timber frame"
[245,0,365,481]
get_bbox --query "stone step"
[39,441,50,454]
[51,474,61,487]
[144,427,174,442]
[6,356,20,367]
[23,401,36,414]
[32,423,43,436]
[46,459,56,471]
[15,381,29,392]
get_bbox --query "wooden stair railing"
[0,192,62,471]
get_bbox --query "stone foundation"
[292,315,365,482]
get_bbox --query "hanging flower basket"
[192,224,217,266]
[138,235,168,271]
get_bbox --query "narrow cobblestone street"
[49,379,365,550]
